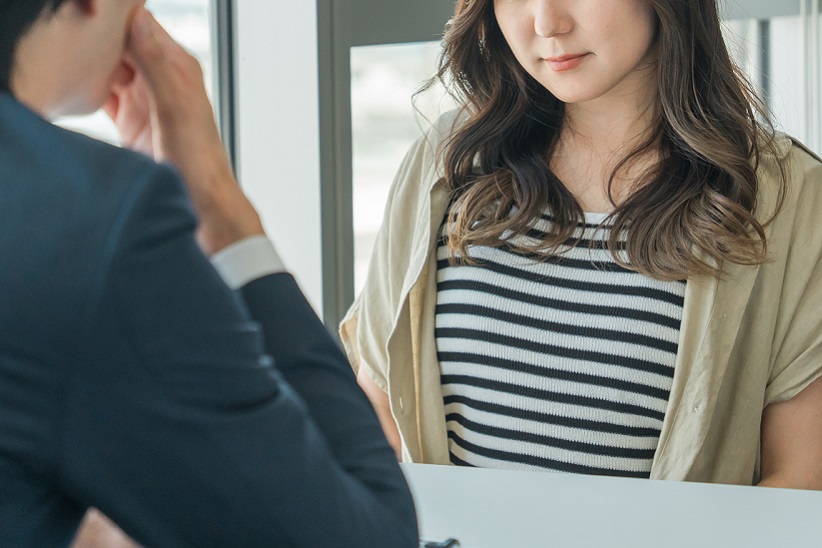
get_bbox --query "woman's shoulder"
[756,133,822,242]
[762,132,822,176]
[423,107,470,141]
[757,133,822,205]
[387,108,469,198]
[403,108,459,159]
[432,106,471,137]
[411,107,471,160]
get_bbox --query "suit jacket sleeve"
[57,164,418,547]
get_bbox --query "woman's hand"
[107,8,264,255]
[357,368,404,461]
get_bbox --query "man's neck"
[9,7,86,119]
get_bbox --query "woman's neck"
[561,91,658,157]
[551,96,660,213]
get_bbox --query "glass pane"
[351,41,455,293]
[723,14,822,155]
[768,16,806,144]
[57,0,214,144]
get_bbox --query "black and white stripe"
[436,212,685,478]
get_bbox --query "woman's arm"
[358,367,403,460]
[759,375,822,489]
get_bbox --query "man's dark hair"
[0,0,73,92]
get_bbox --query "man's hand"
[107,8,264,255]
[105,61,154,158]
[70,510,139,548]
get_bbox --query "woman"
[341,0,822,487]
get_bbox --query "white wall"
[234,0,324,314]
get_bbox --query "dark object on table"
[423,538,461,548]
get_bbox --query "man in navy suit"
[0,1,417,546]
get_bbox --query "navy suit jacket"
[0,93,417,547]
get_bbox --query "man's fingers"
[111,59,136,89]
[127,8,205,113]
[127,10,182,88]
[102,93,120,122]
[126,9,163,68]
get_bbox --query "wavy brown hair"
[429,0,785,280]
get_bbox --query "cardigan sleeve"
[764,143,822,405]
[765,256,822,405]
[340,111,457,392]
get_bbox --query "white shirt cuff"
[210,235,286,290]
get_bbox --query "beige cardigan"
[341,111,822,485]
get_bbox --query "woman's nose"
[533,0,573,38]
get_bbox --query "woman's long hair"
[429,0,785,280]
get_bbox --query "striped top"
[435,211,686,478]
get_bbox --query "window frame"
[317,0,453,329]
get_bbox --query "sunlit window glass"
[351,41,455,293]
[723,14,821,154]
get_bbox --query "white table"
[401,463,822,548]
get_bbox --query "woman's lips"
[545,53,589,71]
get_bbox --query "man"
[0,1,418,546]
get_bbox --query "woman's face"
[493,0,658,107]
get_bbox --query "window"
[724,11,822,154]
[351,42,454,292]
[232,0,453,321]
